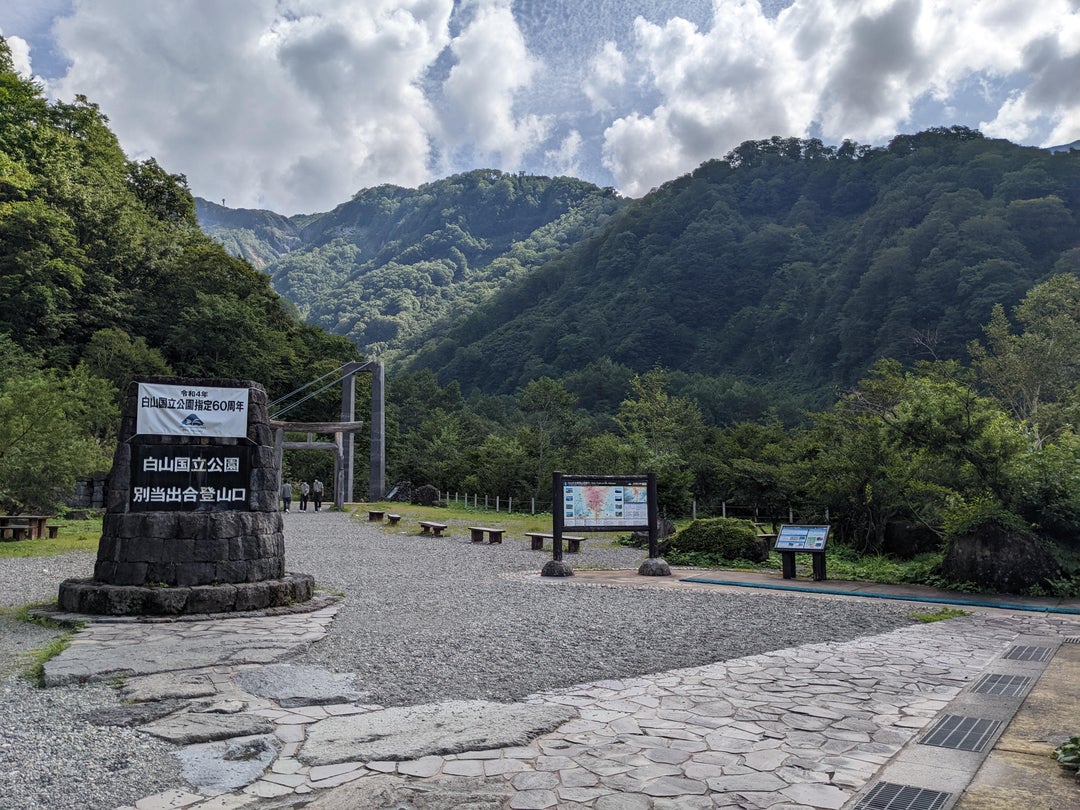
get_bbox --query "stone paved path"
[40,599,1078,809]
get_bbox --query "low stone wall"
[57,572,314,616]
[93,512,284,587]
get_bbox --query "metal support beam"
[368,361,385,500]
[271,358,384,508]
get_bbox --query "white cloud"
[980,19,1080,145]
[12,0,1078,210]
[51,0,453,213]
[583,41,627,112]
[602,2,811,196]
[601,0,1080,197]
[440,0,549,170]
[544,129,583,177]
[1,31,34,77]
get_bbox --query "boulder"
[935,523,1062,594]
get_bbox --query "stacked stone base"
[57,572,314,616]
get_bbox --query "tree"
[969,274,1080,445]
[80,327,172,400]
[517,377,579,495]
[0,365,116,513]
[614,368,705,515]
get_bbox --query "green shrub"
[666,518,768,563]
[942,498,1032,539]
[1052,735,1080,776]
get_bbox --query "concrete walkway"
[36,567,1080,810]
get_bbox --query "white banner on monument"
[136,383,249,438]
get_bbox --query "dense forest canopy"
[405,130,1080,409]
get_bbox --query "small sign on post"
[774,524,830,581]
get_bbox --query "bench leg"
[489,533,503,544]
[567,539,580,553]
[530,538,544,550]
[470,529,484,543]
[48,527,59,539]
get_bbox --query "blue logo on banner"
[181,413,205,427]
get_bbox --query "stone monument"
[58,377,313,615]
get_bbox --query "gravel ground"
[286,511,915,705]
[0,510,916,809]
[0,552,181,810]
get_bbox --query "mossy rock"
[936,519,1062,594]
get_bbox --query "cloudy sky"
[2,0,1078,214]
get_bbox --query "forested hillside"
[0,40,358,512]
[408,129,1080,402]
[197,172,624,358]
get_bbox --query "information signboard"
[561,476,651,531]
[129,444,253,512]
[136,383,249,438]
[774,524,830,552]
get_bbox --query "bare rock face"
[936,523,1062,594]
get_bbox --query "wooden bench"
[418,520,448,537]
[386,514,401,526]
[0,520,32,541]
[367,510,385,522]
[524,532,586,553]
[47,524,62,539]
[468,526,504,544]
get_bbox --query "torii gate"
[271,360,385,508]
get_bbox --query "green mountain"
[196,171,624,359]
[196,127,1079,416]
[404,130,1079,400]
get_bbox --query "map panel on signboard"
[562,480,649,529]
[774,524,830,552]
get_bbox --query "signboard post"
[774,524,830,580]
[543,472,669,578]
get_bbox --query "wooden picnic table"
[0,515,55,540]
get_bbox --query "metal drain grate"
[971,673,1032,696]
[1063,637,1080,644]
[1003,645,1053,662]
[920,714,1001,752]
[853,781,952,810]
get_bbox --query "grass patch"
[349,501,628,548]
[21,633,74,684]
[1,606,83,685]
[0,517,102,558]
[908,607,970,623]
